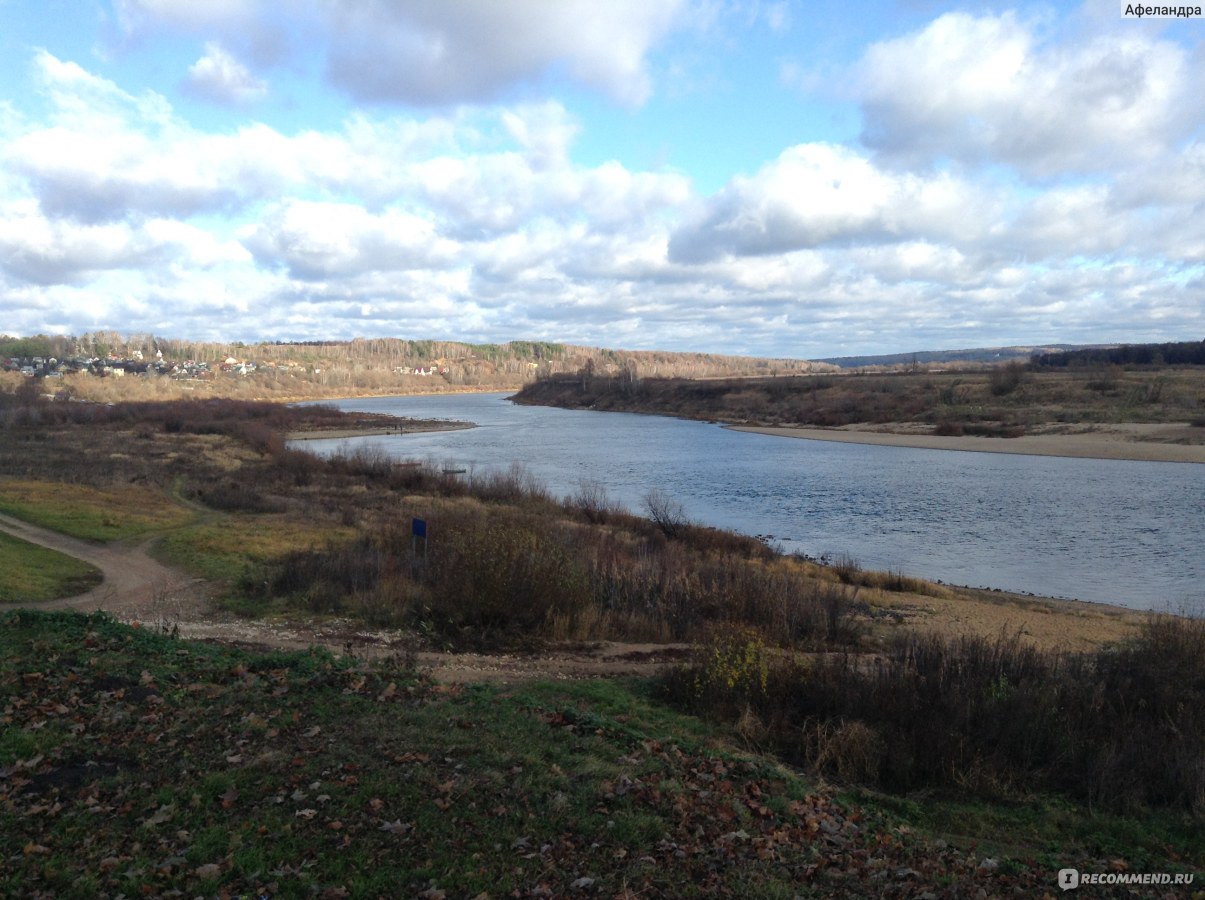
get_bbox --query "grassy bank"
[2,610,1198,897]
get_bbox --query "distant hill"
[816,345,1096,369]
[0,331,834,399]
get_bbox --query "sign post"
[411,517,427,568]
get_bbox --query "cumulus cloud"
[4,27,1204,357]
[116,0,685,107]
[7,52,259,221]
[184,43,268,105]
[0,199,224,285]
[241,200,457,279]
[324,0,684,106]
[668,143,996,262]
[856,11,1203,177]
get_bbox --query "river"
[297,392,1204,612]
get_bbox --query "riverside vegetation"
[0,384,1201,896]
[513,342,1205,440]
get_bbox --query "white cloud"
[322,0,684,107]
[668,143,995,262]
[4,33,1204,357]
[184,43,268,105]
[241,200,457,279]
[0,198,209,285]
[856,11,1202,177]
[116,0,685,107]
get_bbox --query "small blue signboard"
[412,518,427,538]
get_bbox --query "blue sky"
[0,0,1202,358]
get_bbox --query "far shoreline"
[728,423,1205,464]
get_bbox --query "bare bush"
[644,488,688,538]
[988,361,1026,396]
[573,479,615,524]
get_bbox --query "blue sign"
[412,518,427,538]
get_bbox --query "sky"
[0,1,1203,359]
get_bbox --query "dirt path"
[0,512,206,619]
[0,513,686,682]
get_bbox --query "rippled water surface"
[300,393,1205,611]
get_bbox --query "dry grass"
[865,585,1147,653]
[0,480,195,542]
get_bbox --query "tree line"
[1032,339,1205,368]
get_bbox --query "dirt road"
[0,512,202,619]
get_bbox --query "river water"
[298,392,1204,612]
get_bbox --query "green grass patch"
[854,790,1203,875]
[0,531,102,602]
[156,517,357,616]
[1,610,1198,898]
[0,480,194,541]
[155,517,355,584]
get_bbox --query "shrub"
[803,719,882,783]
[689,624,770,710]
[644,488,688,538]
[988,362,1026,396]
[672,617,1205,811]
[572,479,615,524]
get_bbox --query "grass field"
[1,610,1197,898]
[0,481,195,542]
[154,517,358,614]
[0,531,101,602]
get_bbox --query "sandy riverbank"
[729,422,1205,463]
[285,420,474,441]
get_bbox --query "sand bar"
[285,421,474,441]
[728,423,1205,463]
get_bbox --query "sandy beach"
[728,422,1205,463]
